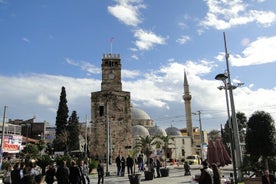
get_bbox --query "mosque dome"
[165,126,182,136]
[131,107,151,120]
[132,125,150,139]
[148,125,167,137]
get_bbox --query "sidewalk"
[88,163,233,184]
[89,164,194,184]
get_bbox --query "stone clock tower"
[91,54,132,162]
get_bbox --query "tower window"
[99,106,104,116]
[182,149,185,156]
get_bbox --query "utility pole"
[192,110,204,159]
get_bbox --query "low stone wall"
[244,177,262,184]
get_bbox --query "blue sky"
[1,0,276,131]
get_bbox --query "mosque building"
[90,53,195,162]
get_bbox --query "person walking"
[156,158,161,178]
[34,174,45,184]
[121,156,126,176]
[11,162,21,184]
[262,169,275,184]
[115,155,122,176]
[80,160,90,184]
[137,154,144,172]
[126,155,134,175]
[97,160,104,184]
[69,160,83,184]
[194,160,213,184]
[184,161,191,176]
[3,164,12,184]
[56,160,70,184]
[211,163,221,184]
[45,164,56,184]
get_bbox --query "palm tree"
[134,135,158,171]
[158,135,174,168]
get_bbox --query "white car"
[185,155,201,165]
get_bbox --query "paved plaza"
[0,163,233,184]
[87,164,233,184]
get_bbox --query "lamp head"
[215,73,228,81]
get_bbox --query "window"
[99,106,104,116]
[182,149,185,156]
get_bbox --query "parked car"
[185,155,201,165]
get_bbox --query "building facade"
[90,54,132,161]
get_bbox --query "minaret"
[182,71,193,139]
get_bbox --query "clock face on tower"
[108,73,115,79]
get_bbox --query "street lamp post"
[192,111,204,160]
[215,73,238,184]
[215,32,243,182]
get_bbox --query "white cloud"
[176,35,191,45]
[201,0,276,30]
[66,58,101,74]
[241,38,250,46]
[1,58,276,130]
[0,74,101,123]
[22,37,30,43]
[107,0,145,27]
[122,69,140,78]
[131,54,139,60]
[134,29,166,50]
[230,36,276,66]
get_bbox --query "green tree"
[223,112,247,143]
[37,139,47,155]
[54,86,69,151]
[36,155,54,175]
[245,111,276,171]
[67,110,80,152]
[208,129,221,141]
[21,143,39,158]
[54,130,70,154]
[156,135,174,167]
[134,135,157,171]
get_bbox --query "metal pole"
[0,106,7,169]
[223,32,242,181]
[223,80,238,184]
[85,115,88,158]
[106,95,110,176]
[193,111,204,159]
[197,111,204,160]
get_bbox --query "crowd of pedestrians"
[54,160,90,184]
[2,161,44,184]
[114,154,163,178]
[2,159,90,184]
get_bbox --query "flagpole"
[110,37,114,54]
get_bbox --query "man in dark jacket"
[126,155,134,175]
[194,160,213,184]
[56,160,70,184]
[115,155,122,176]
[11,162,21,184]
[262,170,275,184]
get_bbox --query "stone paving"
[0,163,233,184]
[87,164,233,184]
